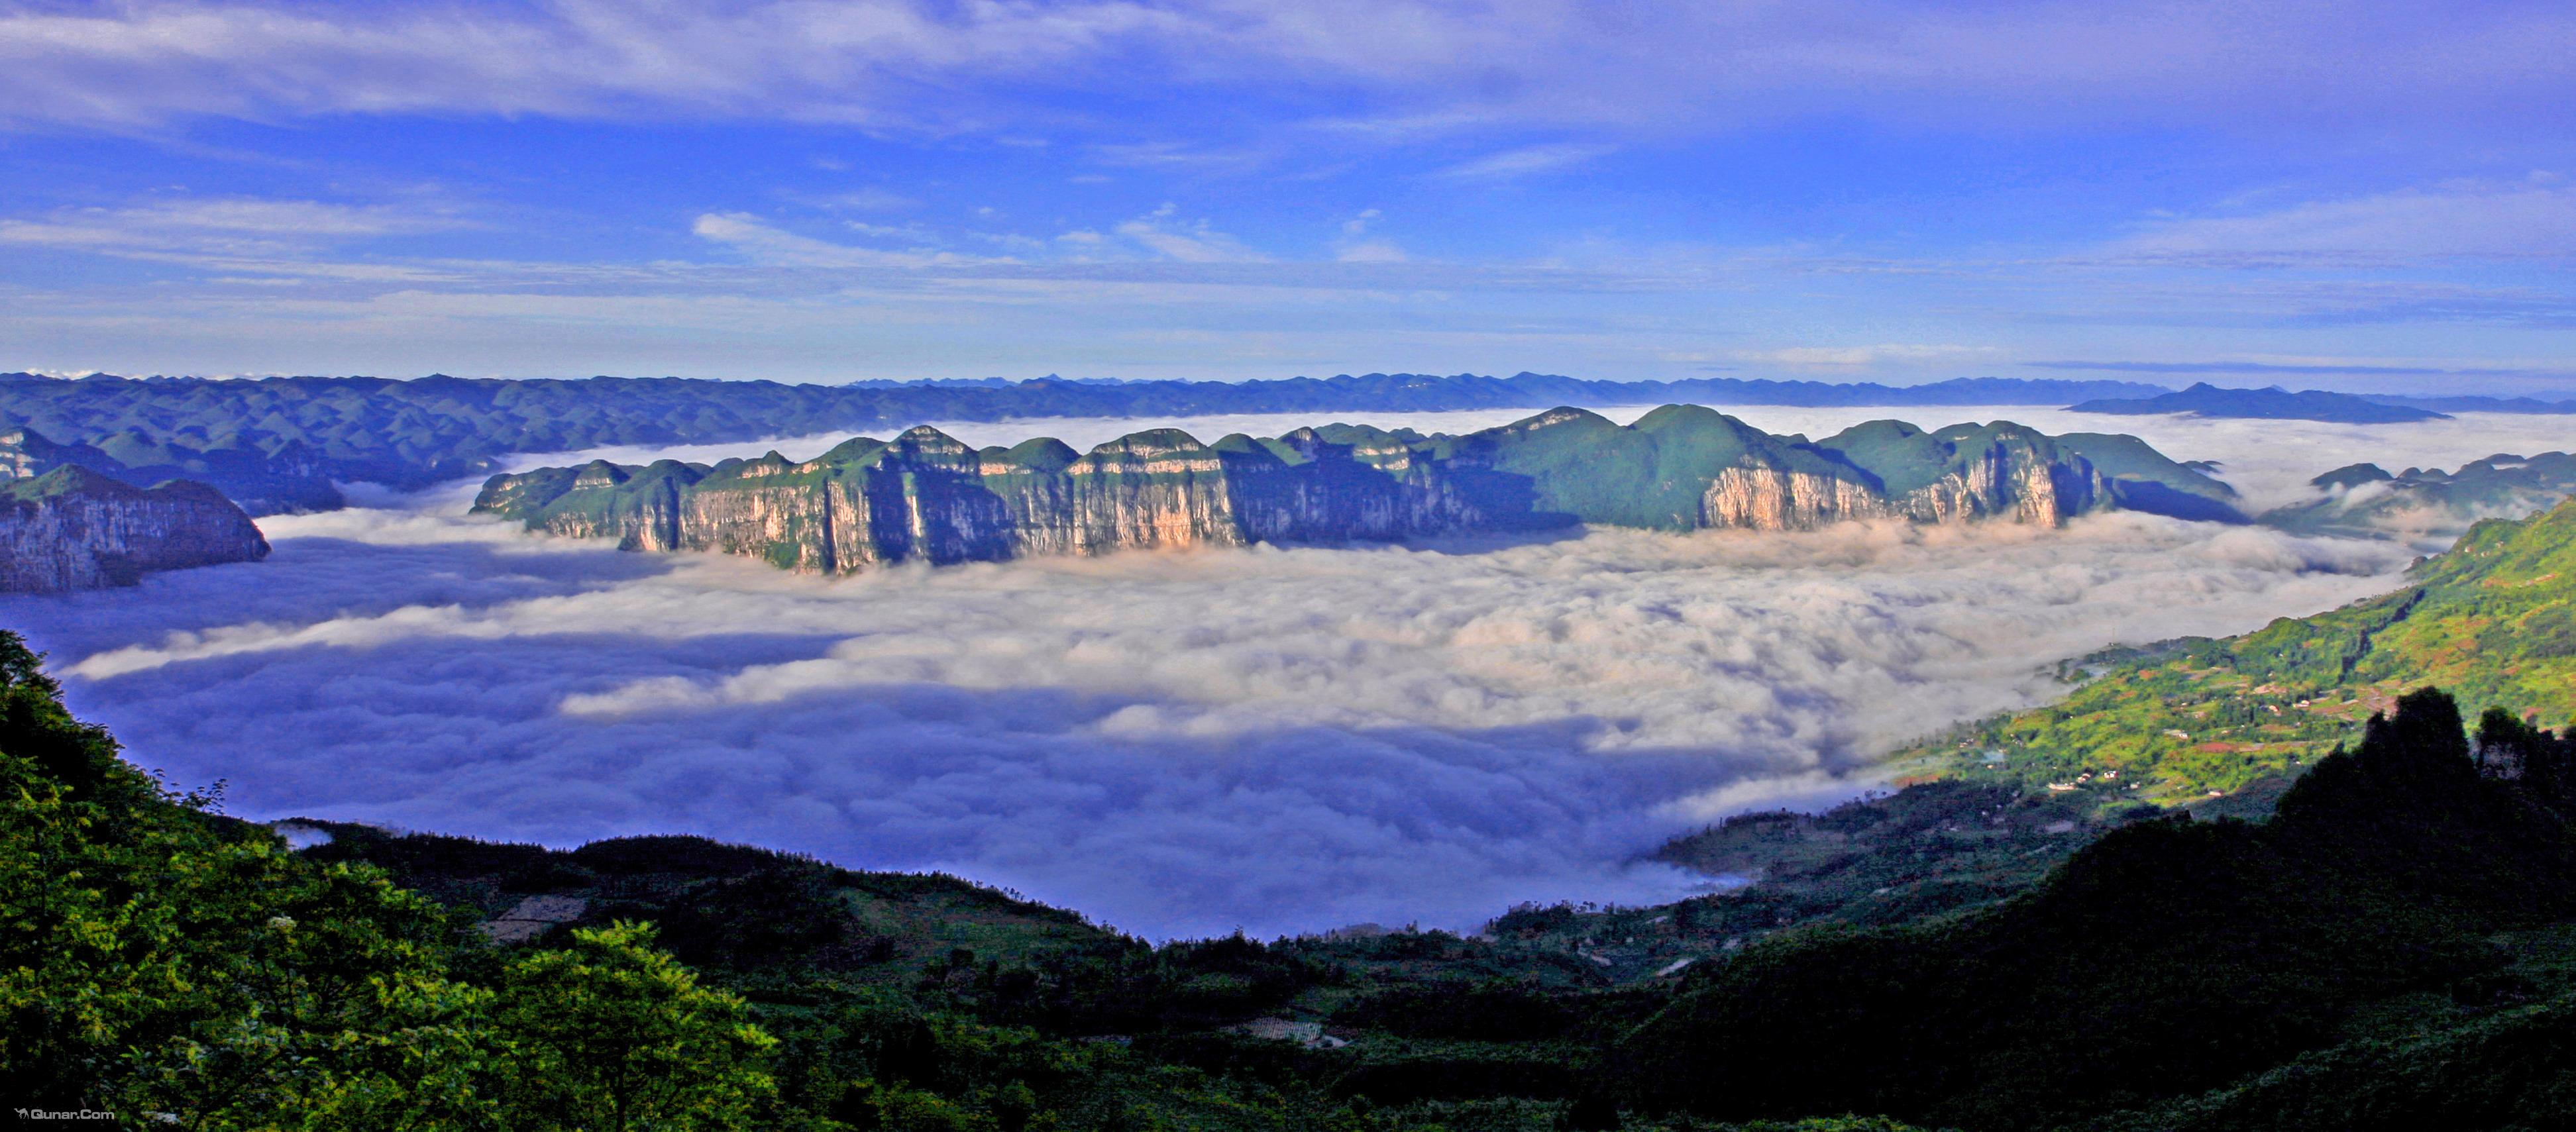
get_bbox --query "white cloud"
[8,1,2563,142]
[843,219,935,240]
[813,187,922,212]
[0,197,464,256]
[692,211,995,268]
[2112,177,2576,266]
[1112,203,1263,262]
[1334,208,1406,262]
[12,413,2445,939]
[1432,143,1612,181]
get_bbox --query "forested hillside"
[1902,495,2576,803]
[1619,689,2576,1130]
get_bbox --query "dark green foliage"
[1615,688,2576,1131]
[0,631,129,798]
[0,629,790,1128]
[2078,992,2576,1132]
[1337,982,1579,1042]
[1649,780,2107,938]
[2054,431,2242,504]
[2310,462,2392,489]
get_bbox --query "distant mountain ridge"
[2068,382,2449,424]
[0,371,2169,514]
[2265,452,2576,537]
[472,405,2240,573]
[2357,393,2576,415]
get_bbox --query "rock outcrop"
[473,406,2241,576]
[0,426,342,515]
[0,465,270,592]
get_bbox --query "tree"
[496,921,779,1131]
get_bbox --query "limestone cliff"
[473,407,2239,575]
[0,466,270,592]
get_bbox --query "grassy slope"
[1894,497,2576,806]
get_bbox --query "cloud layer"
[1,409,2440,938]
[5,1,2569,136]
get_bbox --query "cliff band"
[0,464,271,592]
[472,405,2241,574]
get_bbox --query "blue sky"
[1,1,2572,390]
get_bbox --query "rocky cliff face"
[1696,443,2104,531]
[1890,437,2108,526]
[475,424,1497,575]
[0,466,270,592]
[474,407,2235,575]
[1702,467,1893,530]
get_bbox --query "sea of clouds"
[11,404,2570,939]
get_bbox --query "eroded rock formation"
[0,466,270,592]
[473,406,2238,575]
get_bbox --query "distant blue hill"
[0,370,2170,513]
[2357,393,2576,415]
[2068,382,2448,424]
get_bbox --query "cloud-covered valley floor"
[11,403,2447,938]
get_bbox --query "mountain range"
[470,406,2241,572]
[0,372,2170,515]
[13,369,2572,523]
[2068,382,2450,424]
[2263,452,2576,537]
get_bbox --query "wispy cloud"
[1111,203,1264,263]
[692,211,996,268]
[0,197,464,256]
[10,0,2564,144]
[1433,143,1611,181]
[810,187,922,213]
[1334,208,1405,263]
[2110,177,2576,266]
